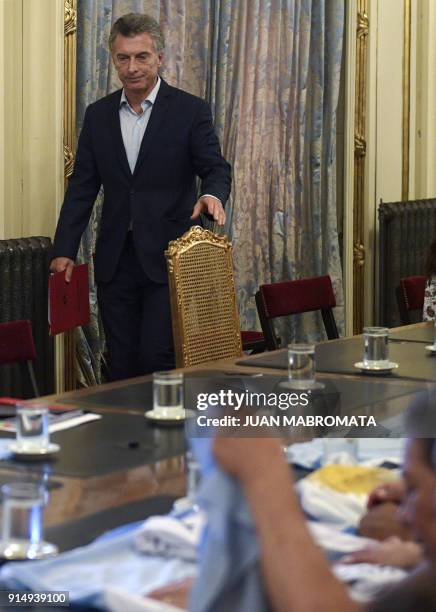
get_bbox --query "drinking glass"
[186,451,202,503]
[16,404,49,452]
[153,371,184,418]
[172,451,201,514]
[0,482,58,559]
[363,327,389,367]
[288,343,316,388]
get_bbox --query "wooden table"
[0,322,432,538]
[0,389,187,529]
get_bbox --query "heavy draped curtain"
[75,0,345,385]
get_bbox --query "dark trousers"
[97,233,175,381]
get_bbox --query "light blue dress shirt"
[119,77,161,174]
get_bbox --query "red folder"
[49,264,90,335]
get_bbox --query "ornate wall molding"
[357,10,369,37]
[353,243,365,268]
[64,0,77,36]
[63,0,77,390]
[63,144,74,179]
[354,134,366,157]
[64,0,76,185]
[352,0,369,333]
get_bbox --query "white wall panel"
[0,0,23,239]
[0,0,63,240]
[375,0,404,204]
[22,0,64,238]
[414,0,436,199]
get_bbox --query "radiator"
[0,237,54,398]
[379,198,436,327]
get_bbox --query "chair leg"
[27,362,39,397]
[255,291,279,350]
[242,339,267,354]
[321,309,339,340]
[395,286,411,325]
[19,361,39,398]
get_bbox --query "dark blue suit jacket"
[52,79,231,283]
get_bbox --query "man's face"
[399,439,436,562]
[111,32,163,99]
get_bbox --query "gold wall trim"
[63,0,77,390]
[357,10,369,37]
[354,134,366,157]
[352,0,369,333]
[64,0,76,185]
[353,243,365,267]
[402,0,411,200]
[64,144,74,179]
[64,0,77,36]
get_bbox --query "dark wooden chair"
[396,275,427,325]
[255,275,339,350]
[0,320,39,397]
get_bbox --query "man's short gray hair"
[109,13,165,53]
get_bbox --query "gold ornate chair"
[165,226,243,367]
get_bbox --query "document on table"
[0,410,102,433]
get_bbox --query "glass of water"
[153,371,184,418]
[363,327,389,367]
[172,451,202,514]
[288,343,316,388]
[186,451,202,503]
[0,482,58,559]
[16,404,49,452]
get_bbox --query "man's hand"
[147,577,194,609]
[50,257,75,283]
[358,501,413,541]
[191,195,226,226]
[367,480,405,508]
[213,435,286,489]
[340,536,423,569]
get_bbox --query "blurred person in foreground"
[348,479,424,569]
[150,436,436,611]
[212,435,436,611]
[353,392,436,570]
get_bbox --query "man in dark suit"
[50,13,231,380]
